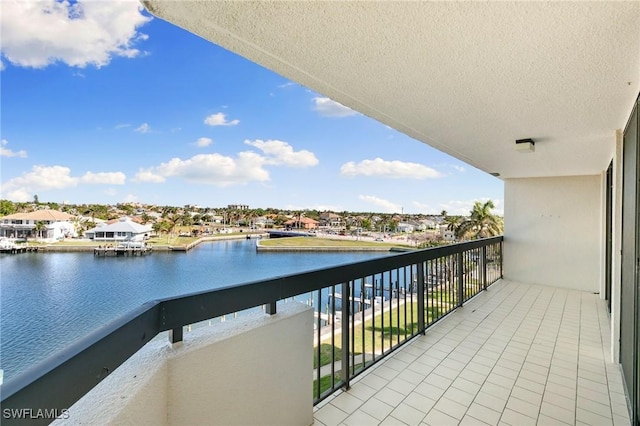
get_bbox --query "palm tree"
[140,212,153,225]
[152,221,169,236]
[34,221,46,240]
[167,213,181,237]
[456,200,503,240]
[444,215,463,234]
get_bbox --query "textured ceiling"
[142,1,640,179]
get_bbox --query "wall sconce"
[515,138,535,153]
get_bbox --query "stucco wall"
[56,303,313,425]
[504,175,602,291]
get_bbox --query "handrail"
[0,236,502,424]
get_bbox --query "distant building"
[284,217,318,230]
[84,217,152,242]
[397,222,415,233]
[319,212,342,228]
[440,228,456,241]
[0,209,75,241]
[253,216,275,228]
[228,204,249,210]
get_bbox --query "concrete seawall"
[35,245,171,252]
[255,243,394,252]
[38,234,268,253]
[26,235,406,253]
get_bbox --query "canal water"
[0,239,389,382]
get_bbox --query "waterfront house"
[4,3,639,426]
[397,222,415,233]
[0,209,75,241]
[84,217,152,242]
[319,212,343,228]
[284,217,319,230]
[253,216,275,228]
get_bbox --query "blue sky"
[0,1,503,215]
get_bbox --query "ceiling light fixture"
[515,138,535,153]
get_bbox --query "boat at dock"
[0,238,40,254]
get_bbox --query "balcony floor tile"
[313,280,631,426]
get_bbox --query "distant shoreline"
[15,234,413,253]
[24,234,265,253]
[255,245,394,252]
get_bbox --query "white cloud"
[412,201,432,211]
[0,165,131,201]
[133,168,166,183]
[310,204,345,212]
[341,158,442,179]
[135,141,317,187]
[358,195,402,213]
[80,171,126,185]
[1,165,79,201]
[123,194,138,203]
[312,97,358,118]
[451,165,466,173]
[115,123,131,129]
[439,198,504,216]
[195,137,213,147]
[104,188,118,196]
[244,139,319,167]
[4,188,31,202]
[137,152,270,187]
[0,139,27,158]
[135,123,151,133]
[204,112,239,127]
[0,0,151,69]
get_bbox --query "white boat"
[0,238,18,252]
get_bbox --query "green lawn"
[314,343,342,369]
[313,373,342,399]
[312,298,451,400]
[146,235,199,246]
[314,300,447,365]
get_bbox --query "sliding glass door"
[605,161,613,312]
[621,96,639,425]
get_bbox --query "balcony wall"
[504,175,603,292]
[55,303,313,426]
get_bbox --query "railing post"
[417,263,425,334]
[457,251,464,307]
[265,301,276,315]
[499,240,504,278]
[341,282,350,390]
[482,245,487,291]
[169,326,183,345]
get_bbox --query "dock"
[0,246,41,254]
[93,245,152,257]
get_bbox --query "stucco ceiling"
[142,1,640,179]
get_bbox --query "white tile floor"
[313,280,632,426]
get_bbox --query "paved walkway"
[313,280,631,426]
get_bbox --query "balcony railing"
[0,236,502,425]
